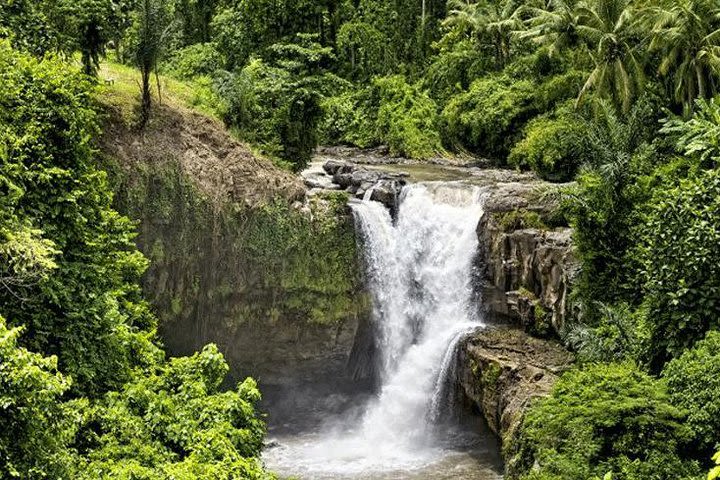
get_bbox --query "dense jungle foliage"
[2,0,720,478]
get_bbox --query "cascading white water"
[265,182,491,478]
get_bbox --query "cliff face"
[474,179,577,337]
[456,173,577,475]
[458,328,574,476]
[100,104,370,393]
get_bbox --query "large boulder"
[458,327,573,472]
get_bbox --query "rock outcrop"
[474,178,577,336]
[458,327,573,474]
[100,104,369,402]
[320,160,408,213]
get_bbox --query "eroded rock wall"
[100,105,370,394]
[458,328,573,475]
[477,181,578,336]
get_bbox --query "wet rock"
[323,160,407,210]
[323,159,353,176]
[368,179,402,211]
[458,327,573,476]
[475,178,577,336]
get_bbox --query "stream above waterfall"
[263,180,504,479]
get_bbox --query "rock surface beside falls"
[475,181,577,336]
[458,327,573,475]
[320,160,408,211]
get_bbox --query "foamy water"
[264,183,500,479]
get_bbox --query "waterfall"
[351,183,485,440]
[265,182,489,477]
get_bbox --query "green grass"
[97,61,224,122]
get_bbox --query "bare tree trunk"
[140,67,152,129]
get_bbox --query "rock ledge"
[458,327,573,473]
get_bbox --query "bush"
[0,41,274,480]
[75,345,270,479]
[0,316,74,479]
[493,210,548,232]
[638,168,720,367]
[321,75,443,159]
[662,331,720,456]
[163,43,224,79]
[441,75,536,160]
[564,303,648,363]
[320,92,356,145]
[372,76,443,158]
[661,97,720,167]
[509,104,588,182]
[512,363,700,480]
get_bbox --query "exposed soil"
[100,102,305,207]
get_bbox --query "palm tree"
[520,0,582,55]
[575,0,645,113]
[645,0,720,114]
[444,0,523,68]
[523,0,644,113]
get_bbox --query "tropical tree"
[524,0,644,112]
[135,0,170,128]
[63,0,136,76]
[444,0,524,69]
[576,0,645,112]
[646,0,720,113]
[520,0,583,55]
[337,21,390,80]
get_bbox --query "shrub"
[163,43,224,79]
[441,75,536,160]
[509,104,588,181]
[711,452,720,480]
[0,316,74,479]
[319,92,356,145]
[512,363,700,480]
[75,345,270,479]
[493,210,548,232]
[638,168,720,368]
[564,303,648,363]
[372,76,443,158]
[662,331,720,456]
[661,97,720,167]
[322,75,443,159]
[278,87,323,171]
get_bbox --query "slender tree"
[135,0,169,128]
[444,0,523,69]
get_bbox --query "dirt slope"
[100,102,304,206]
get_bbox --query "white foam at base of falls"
[264,182,489,478]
